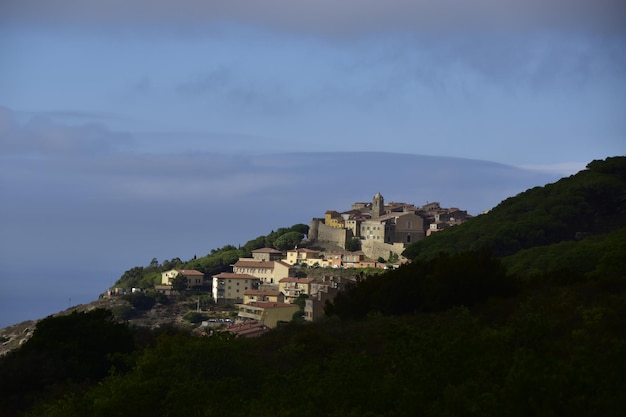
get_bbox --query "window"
[407,221,412,229]
[407,234,411,243]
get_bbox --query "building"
[278,277,315,304]
[304,287,339,322]
[360,211,425,245]
[232,259,295,284]
[235,302,300,328]
[212,272,260,304]
[285,248,322,266]
[243,289,285,304]
[251,247,284,262]
[160,269,205,289]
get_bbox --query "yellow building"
[160,269,205,289]
[236,302,300,328]
[325,210,345,228]
[212,272,260,304]
[232,259,294,284]
[278,277,315,303]
[243,289,284,304]
[285,248,322,265]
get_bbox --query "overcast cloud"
[2,0,625,35]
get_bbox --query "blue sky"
[0,1,625,326]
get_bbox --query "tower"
[372,192,384,217]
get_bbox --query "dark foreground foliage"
[0,309,135,417]
[1,257,623,417]
[328,250,518,319]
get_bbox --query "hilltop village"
[123,193,471,336]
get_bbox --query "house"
[278,277,315,304]
[232,259,295,284]
[212,272,260,305]
[304,287,339,322]
[154,285,172,295]
[243,289,285,304]
[360,211,425,245]
[285,248,322,266]
[325,210,345,228]
[235,302,300,328]
[251,247,284,262]
[161,269,205,289]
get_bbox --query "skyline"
[1,1,625,327]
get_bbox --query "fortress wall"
[361,240,406,261]
[315,222,352,248]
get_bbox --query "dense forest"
[1,156,624,417]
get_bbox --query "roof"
[234,259,275,268]
[176,269,204,276]
[252,247,283,254]
[213,272,258,280]
[287,248,319,253]
[224,322,269,338]
[247,302,299,309]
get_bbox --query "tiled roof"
[233,260,275,268]
[177,269,204,276]
[224,322,269,338]
[252,247,283,253]
[287,248,319,253]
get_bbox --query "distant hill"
[403,156,626,278]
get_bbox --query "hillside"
[403,156,626,261]
[1,156,624,417]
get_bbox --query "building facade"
[212,272,260,304]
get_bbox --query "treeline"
[113,223,309,289]
[327,250,518,319]
[403,156,626,260]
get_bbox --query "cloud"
[1,0,624,35]
[0,106,133,157]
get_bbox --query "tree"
[274,231,304,250]
[345,237,362,251]
[171,274,189,293]
[289,223,310,236]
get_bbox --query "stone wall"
[311,220,353,249]
[361,240,406,261]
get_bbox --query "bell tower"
[372,192,384,217]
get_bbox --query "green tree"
[171,274,188,293]
[345,237,361,251]
[273,231,304,250]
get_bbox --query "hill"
[403,156,626,261]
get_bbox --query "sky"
[1,1,625,327]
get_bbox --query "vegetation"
[403,156,626,260]
[113,224,310,289]
[1,156,624,416]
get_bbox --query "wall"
[361,240,406,261]
[311,221,353,248]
